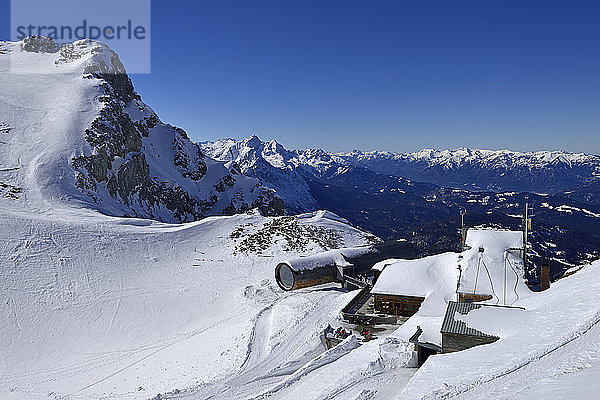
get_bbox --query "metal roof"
[409,327,442,351]
[440,301,498,338]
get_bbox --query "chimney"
[540,263,550,291]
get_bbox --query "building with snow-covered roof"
[457,228,529,305]
[370,259,395,284]
[371,227,532,364]
[440,301,501,353]
[371,252,459,317]
[274,240,415,291]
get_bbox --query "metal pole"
[523,203,528,271]
[456,264,462,301]
[460,209,466,251]
[503,254,507,305]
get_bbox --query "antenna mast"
[456,262,462,300]
[523,203,529,271]
[460,209,467,252]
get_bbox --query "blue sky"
[2,1,600,153]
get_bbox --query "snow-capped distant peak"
[337,147,600,192]
[202,136,600,197]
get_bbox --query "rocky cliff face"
[6,37,283,222]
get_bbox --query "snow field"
[0,207,370,400]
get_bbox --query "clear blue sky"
[2,1,600,153]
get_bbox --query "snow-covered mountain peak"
[265,138,286,155]
[205,137,599,177]
[201,136,328,212]
[0,39,282,221]
[245,134,263,147]
[338,147,600,192]
[338,146,600,173]
[5,36,126,76]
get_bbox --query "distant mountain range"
[202,136,600,280]
[339,148,600,193]
[202,137,600,199]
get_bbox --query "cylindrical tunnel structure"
[275,240,415,291]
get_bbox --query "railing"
[343,275,370,290]
[342,284,371,314]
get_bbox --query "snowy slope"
[0,37,281,222]
[0,205,373,400]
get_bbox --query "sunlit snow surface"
[0,206,372,399]
[4,201,600,400]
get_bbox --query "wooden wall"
[373,294,424,317]
[541,263,550,291]
[458,292,493,303]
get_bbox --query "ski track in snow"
[0,205,371,400]
[70,308,250,396]
[168,287,354,400]
[240,305,273,372]
[446,315,600,400]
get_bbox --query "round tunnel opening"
[275,263,295,291]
